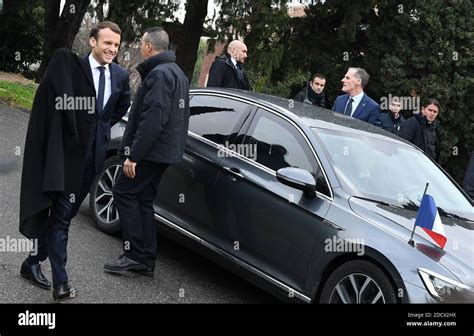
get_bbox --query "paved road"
[0,102,279,304]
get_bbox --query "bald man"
[207,40,250,90]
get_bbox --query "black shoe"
[20,260,51,290]
[130,267,154,277]
[104,254,149,274]
[52,282,78,302]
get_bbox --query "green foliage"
[191,39,206,87]
[0,1,44,73]
[214,0,290,80]
[0,80,37,110]
[93,0,180,44]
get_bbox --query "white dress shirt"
[88,54,112,110]
[345,91,365,117]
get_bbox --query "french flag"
[415,194,447,249]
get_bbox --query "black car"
[89,88,474,304]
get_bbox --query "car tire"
[89,155,123,234]
[320,260,397,304]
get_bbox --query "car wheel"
[320,260,397,304]
[89,155,122,234]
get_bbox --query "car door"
[154,93,253,239]
[211,107,332,292]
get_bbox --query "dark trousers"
[113,161,169,269]
[26,155,97,286]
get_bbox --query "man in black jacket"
[207,40,250,90]
[19,21,131,301]
[294,73,327,108]
[104,27,190,276]
[398,98,441,162]
[463,152,474,199]
[380,96,405,134]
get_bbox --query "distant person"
[294,73,327,108]
[207,40,250,90]
[380,96,405,134]
[463,152,474,199]
[398,98,441,163]
[332,67,381,126]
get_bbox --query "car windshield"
[312,127,473,219]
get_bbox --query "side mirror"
[276,167,317,199]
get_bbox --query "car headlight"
[418,268,473,302]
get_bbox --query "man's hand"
[123,158,137,179]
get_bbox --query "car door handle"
[222,166,244,180]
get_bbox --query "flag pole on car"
[408,182,448,249]
[408,183,430,246]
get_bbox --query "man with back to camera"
[332,67,381,126]
[207,40,250,90]
[19,21,131,302]
[104,27,190,277]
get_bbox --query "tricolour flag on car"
[415,194,447,249]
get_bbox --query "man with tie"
[19,21,131,302]
[207,40,250,90]
[332,67,381,126]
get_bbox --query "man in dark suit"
[19,21,131,301]
[332,67,381,126]
[207,40,250,90]
[104,27,190,277]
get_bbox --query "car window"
[313,127,474,218]
[189,95,251,145]
[244,109,330,196]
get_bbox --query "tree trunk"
[37,0,90,80]
[175,0,209,81]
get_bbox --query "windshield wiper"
[352,196,401,209]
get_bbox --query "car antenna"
[408,182,430,247]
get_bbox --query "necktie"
[344,98,354,116]
[97,66,106,115]
[236,63,244,83]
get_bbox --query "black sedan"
[89,88,474,304]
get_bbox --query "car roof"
[190,87,404,142]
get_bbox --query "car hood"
[349,197,474,287]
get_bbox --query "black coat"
[380,111,405,134]
[120,51,190,164]
[206,52,250,90]
[20,48,97,238]
[463,153,474,199]
[294,83,326,108]
[398,114,441,163]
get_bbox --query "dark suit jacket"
[80,55,131,173]
[332,93,381,126]
[207,52,250,90]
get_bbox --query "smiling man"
[332,67,381,126]
[19,21,130,302]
